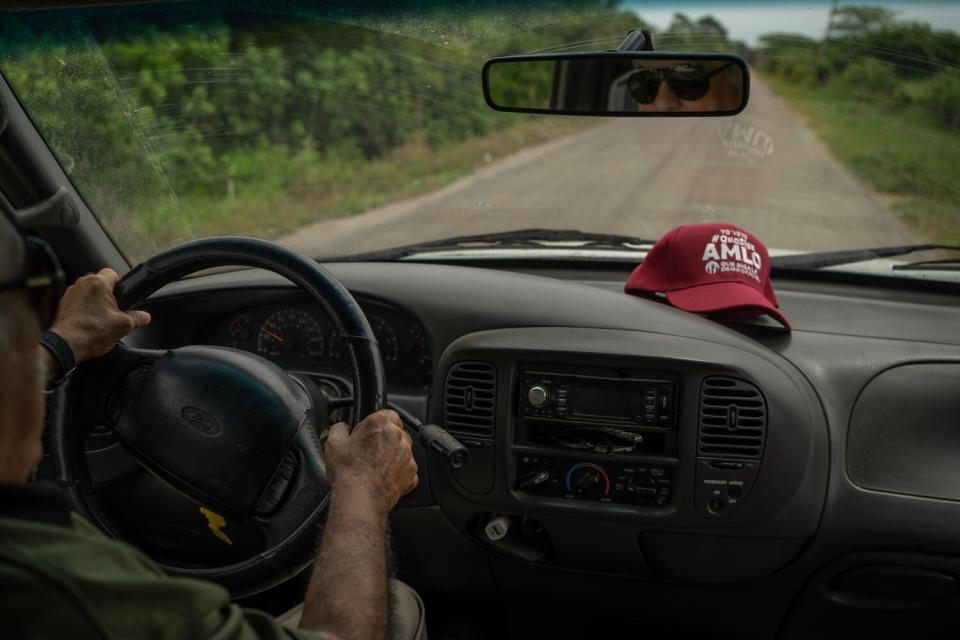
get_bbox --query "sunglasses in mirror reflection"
[485,54,747,116]
[622,62,741,111]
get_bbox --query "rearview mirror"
[482,52,749,116]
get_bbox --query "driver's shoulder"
[0,501,238,639]
[0,515,326,640]
[0,482,164,580]
[0,509,165,579]
[0,553,102,639]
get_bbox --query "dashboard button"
[710,461,744,470]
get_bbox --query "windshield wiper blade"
[772,244,960,270]
[413,228,656,247]
[332,228,656,261]
[892,258,960,272]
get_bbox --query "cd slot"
[521,420,670,456]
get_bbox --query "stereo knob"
[527,385,550,407]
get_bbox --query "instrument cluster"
[205,301,433,391]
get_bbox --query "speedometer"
[257,308,325,362]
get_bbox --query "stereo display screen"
[570,384,632,419]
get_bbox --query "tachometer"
[257,308,325,362]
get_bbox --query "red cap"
[625,223,791,330]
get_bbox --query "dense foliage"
[755,5,960,244]
[757,6,960,125]
[0,3,639,258]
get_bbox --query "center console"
[425,326,827,586]
[514,369,679,508]
[432,351,804,579]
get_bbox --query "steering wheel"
[45,237,386,597]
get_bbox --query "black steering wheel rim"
[45,237,387,597]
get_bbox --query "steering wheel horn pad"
[115,345,313,518]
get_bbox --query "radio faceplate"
[519,371,678,428]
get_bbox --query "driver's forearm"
[299,485,390,640]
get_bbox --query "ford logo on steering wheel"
[181,406,222,436]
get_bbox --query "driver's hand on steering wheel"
[324,410,419,513]
[49,267,151,364]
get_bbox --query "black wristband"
[39,330,76,385]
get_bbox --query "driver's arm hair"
[297,485,390,640]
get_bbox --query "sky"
[624,1,960,45]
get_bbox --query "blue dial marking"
[565,462,610,494]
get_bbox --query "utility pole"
[822,0,840,43]
[817,0,840,84]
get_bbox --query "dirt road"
[280,77,919,257]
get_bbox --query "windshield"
[1,0,958,281]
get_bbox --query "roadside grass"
[118,116,597,262]
[761,75,960,246]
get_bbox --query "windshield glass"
[1,0,958,280]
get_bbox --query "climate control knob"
[527,385,551,407]
[566,463,610,499]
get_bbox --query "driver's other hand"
[50,268,152,364]
[324,410,419,513]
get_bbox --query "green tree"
[829,6,898,39]
[918,72,960,128]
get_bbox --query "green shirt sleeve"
[0,513,332,640]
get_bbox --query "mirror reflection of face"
[486,55,746,115]
[627,61,743,113]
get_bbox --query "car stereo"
[518,371,677,428]
[515,369,680,505]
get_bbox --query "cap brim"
[666,281,792,330]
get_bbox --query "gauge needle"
[261,328,284,343]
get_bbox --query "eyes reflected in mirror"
[625,62,740,112]
[483,54,749,116]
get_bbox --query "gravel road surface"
[280,76,919,257]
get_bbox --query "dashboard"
[197,300,433,393]
[107,261,960,640]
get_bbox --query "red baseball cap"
[625,223,791,330]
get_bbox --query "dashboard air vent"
[444,361,497,438]
[698,377,766,459]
